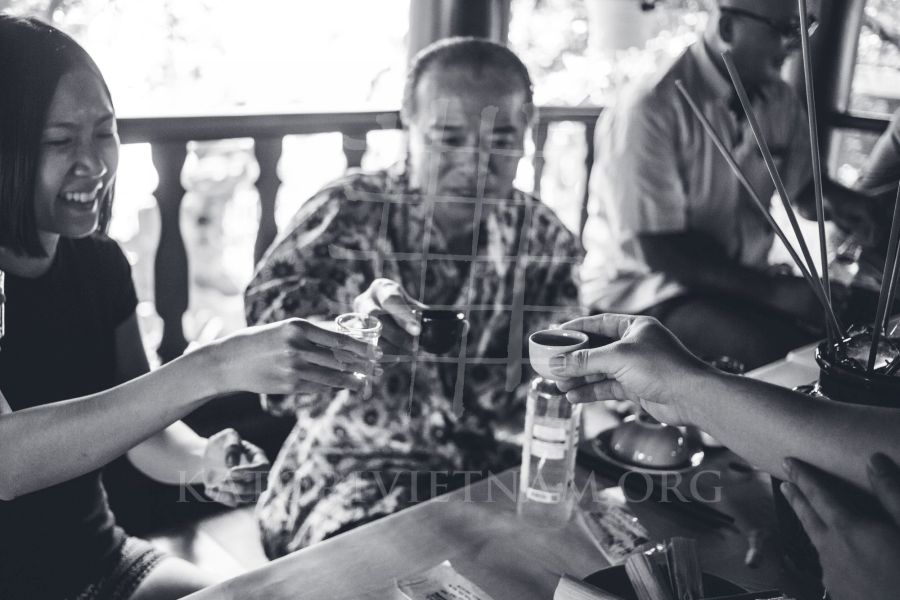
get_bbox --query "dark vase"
[772,341,900,598]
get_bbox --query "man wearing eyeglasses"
[581,0,864,369]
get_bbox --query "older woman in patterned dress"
[245,37,584,558]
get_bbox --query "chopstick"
[721,51,832,335]
[798,0,833,333]
[877,194,900,336]
[674,81,842,335]
[867,182,900,371]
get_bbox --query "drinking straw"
[722,50,835,343]
[798,6,846,367]
[798,0,832,317]
[867,183,900,372]
[675,81,842,335]
[878,193,900,336]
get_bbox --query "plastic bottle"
[517,376,582,527]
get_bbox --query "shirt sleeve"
[592,94,688,234]
[98,236,138,329]
[244,182,380,417]
[857,109,900,194]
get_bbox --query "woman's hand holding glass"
[207,318,382,396]
[548,314,713,425]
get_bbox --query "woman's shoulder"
[65,234,128,265]
[63,235,133,289]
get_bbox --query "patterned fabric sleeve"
[525,201,584,325]
[244,177,382,417]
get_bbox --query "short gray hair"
[401,37,534,123]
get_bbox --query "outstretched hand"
[211,318,381,396]
[548,314,711,425]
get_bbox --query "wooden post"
[580,120,597,239]
[253,137,283,264]
[342,128,368,170]
[785,0,866,163]
[532,120,549,197]
[151,141,189,363]
[408,0,511,60]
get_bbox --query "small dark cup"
[418,309,468,354]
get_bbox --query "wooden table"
[184,452,784,600]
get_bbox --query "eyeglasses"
[720,7,818,45]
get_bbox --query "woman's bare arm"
[0,346,220,500]
[0,318,377,500]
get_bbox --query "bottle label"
[533,423,568,442]
[529,419,570,460]
[525,487,561,503]
[530,438,566,460]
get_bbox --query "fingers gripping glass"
[336,313,382,395]
[720,7,818,45]
[261,314,383,413]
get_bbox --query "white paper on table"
[396,561,496,600]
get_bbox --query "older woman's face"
[34,68,118,239]
[406,67,530,202]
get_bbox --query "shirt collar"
[690,40,735,102]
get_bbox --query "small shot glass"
[335,312,383,345]
[336,312,382,396]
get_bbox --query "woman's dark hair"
[401,37,534,125]
[0,15,114,257]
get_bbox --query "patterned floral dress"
[245,165,583,558]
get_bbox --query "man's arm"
[793,178,883,248]
[638,232,821,322]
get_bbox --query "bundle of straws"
[674,0,900,376]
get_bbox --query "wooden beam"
[408,0,511,60]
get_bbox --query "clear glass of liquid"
[335,312,382,345]
[517,376,582,528]
[260,313,382,412]
[336,312,382,396]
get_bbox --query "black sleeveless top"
[0,235,137,599]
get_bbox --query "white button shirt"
[581,41,812,313]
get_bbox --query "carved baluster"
[580,120,596,238]
[532,120,550,197]
[253,137,283,264]
[342,128,368,170]
[151,141,189,363]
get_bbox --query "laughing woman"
[0,15,377,600]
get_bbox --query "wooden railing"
[117,106,603,362]
[119,105,891,363]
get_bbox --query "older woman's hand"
[548,314,711,425]
[208,318,381,396]
[202,428,269,507]
[353,278,425,361]
[781,455,900,600]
